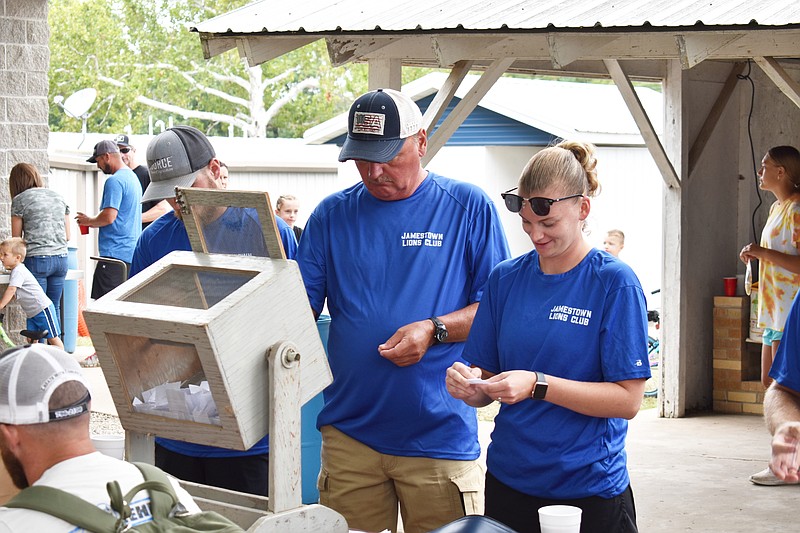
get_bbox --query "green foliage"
[48,0,372,137]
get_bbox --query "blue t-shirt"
[465,248,649,499]
[98,167,142,262]
[770,289,800,391]
[131,209,297,457]
[297,172,510,460]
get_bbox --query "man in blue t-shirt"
[76,140,142,299]
[297,88,510,533]
[131,125,296,497]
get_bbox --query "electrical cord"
[737,60,762,244]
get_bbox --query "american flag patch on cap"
[352,112,386,135]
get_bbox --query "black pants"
[485,471,638,533]
[155,443,269,497]
[91,260,130,299]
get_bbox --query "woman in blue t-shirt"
[446,140,649,533]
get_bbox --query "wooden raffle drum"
[83,189,344,530]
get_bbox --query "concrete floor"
[479,408,793,533]
[627,408,794,533]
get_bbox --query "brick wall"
[1,0,50,210]
[713,296,764,415]
[0,0,50,331]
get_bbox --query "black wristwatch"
[531,371,548,400]
[429,316,448,344]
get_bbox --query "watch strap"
[532,371,548,400]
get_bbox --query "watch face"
[435,328,448,342]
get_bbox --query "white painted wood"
[753,56,800,108]
[604,58,680,190]
[125,431,155,463]
[83,251,332,450]
[547,33,621,69]
[237,37,317,67]
[367,58,402,90]
[431,36,504,67]
[177,188,286,259]
[327,37,398,67]
[248,504,348,532]
[423,57,515,164]
[676,33,744,70]
[267,341,302,513]
[660,59,688,418]
[688,62,746,174]
[199,35,238,60]
[421,60,473,133]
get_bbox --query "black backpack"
[4,462,245,532]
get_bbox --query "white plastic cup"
[538,505,582,533]
[91,434,125,460]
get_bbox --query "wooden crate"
[83,251,331,450]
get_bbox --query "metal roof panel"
[192,0,800,34]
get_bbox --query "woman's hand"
[740,242,763,263]
[478,370,538,405]
[446,362,493,407]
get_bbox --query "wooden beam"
[431,36,505,67]
[199,35,238,60]
[676,33,744,69]
[688,62,746,174]
[237,36,318,67]
[604,58,681,189]
[421,60,473,132]
[547,33,621,69]
[326,37,398,67]
[753,56,800,108]
[367,59,402,90]
[423,57,515,165]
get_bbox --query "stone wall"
[1,0,50,226]
[0,0,50,333]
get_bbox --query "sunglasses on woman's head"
[500,187,583,216]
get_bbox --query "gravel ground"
[90,412,124,436]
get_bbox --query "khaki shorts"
[318,425,484,533]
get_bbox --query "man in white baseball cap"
[0,345,201,529]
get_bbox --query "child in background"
[0,238,64,348]
[275,194,303,241]
[603,229,625,258]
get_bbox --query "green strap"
[3,463,182,531]
[4,485,117,532]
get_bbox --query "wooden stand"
[129,340,347,532]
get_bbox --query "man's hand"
[378,319,435,367]
[769,422,800,482]
[74,212,91,227]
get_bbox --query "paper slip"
[467,378,489,384]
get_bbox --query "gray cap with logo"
[143,125,216,203]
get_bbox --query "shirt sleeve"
[100,177,123,211]
[296,212,327,314]
[465,199,510,304]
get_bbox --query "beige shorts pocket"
[317,468,330,503]
[450,462,485,516]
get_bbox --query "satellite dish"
[53,88,99,149]
[60,88,97,119]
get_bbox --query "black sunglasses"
[501,187,583,216]
[119,147,132,154]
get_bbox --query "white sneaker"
[749,467,799,486]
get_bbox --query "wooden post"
[267,341,302,513]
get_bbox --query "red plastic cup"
[723,277,737,296]
[79,224,89,235]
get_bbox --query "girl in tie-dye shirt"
[740,146,800,389]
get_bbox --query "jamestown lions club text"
[401,231,444,247]
[549,305,592,326]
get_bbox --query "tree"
[48,0,369,137]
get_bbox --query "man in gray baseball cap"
[131,125,298,497]
[142,126,216,203]
[86,140,119,164]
